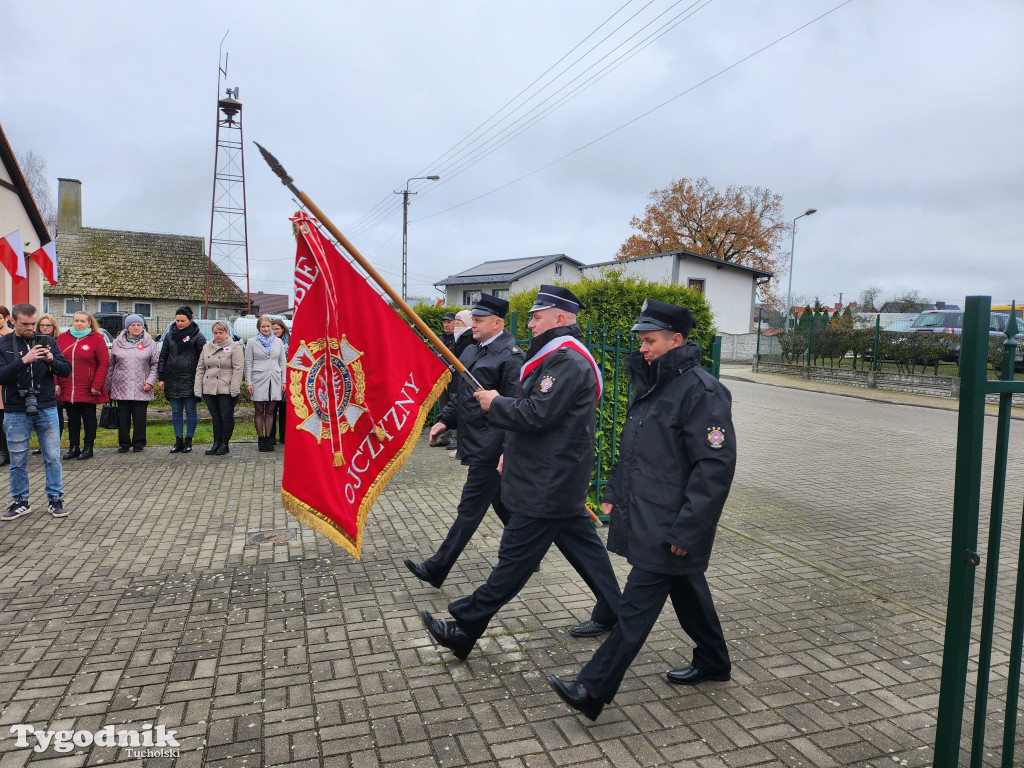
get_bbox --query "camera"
[19,388,40,417]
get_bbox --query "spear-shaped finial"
[254,141,300,196]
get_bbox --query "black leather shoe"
[547,675,603,721]
[666,665,731,686]
[204,442,221,456]
[77,447,93,460]
[404,558,444,589]
[214,442,230,455]
[117,446,130,453]
[569,620,614,638]
[420,610,473,661]
[63,447,80,460]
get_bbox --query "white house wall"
[579,254,758,334]
[0,164,46,310]
[509,259,583,296]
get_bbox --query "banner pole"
[255,142,482,391]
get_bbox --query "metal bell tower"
[205,46,251,317]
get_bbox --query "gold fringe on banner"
[281,369,452,560]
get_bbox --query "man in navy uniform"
[419,285,621,659]
[404,293,523,587]
[547,299,736,720]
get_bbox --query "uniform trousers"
[449,510,621,641]
[424,463,510,582]
[577,566,730,704]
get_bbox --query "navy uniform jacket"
[603,343,736,575]
[437,330,523,466]
[487,325,598,518]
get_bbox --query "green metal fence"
[934,296,1024,767]
[507,311,721,519]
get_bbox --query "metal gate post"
[933,296,993,766]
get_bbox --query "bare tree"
[858,285,883,312]
[15,150,57,237]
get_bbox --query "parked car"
[911,310,964,334]
[882,319,916,332]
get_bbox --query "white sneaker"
[1,501,31,521]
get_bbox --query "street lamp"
[784,208,817,332]
[396,175,440,301]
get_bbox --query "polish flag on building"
[29,241,58,285]
[0,230,27,279]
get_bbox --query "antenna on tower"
[205,32,252,318]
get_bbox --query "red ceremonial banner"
[282,212,451,558]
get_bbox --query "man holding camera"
[0,303,72,521]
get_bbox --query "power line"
[345,1,697,238]
[414,0,856,223]
[344,0,637,235]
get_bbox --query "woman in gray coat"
[104,315,159,452]
[244,315,286,452]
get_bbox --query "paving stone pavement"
[0,375,1021,767]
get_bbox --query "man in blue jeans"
[0,303,72,521]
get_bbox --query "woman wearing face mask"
[244,315,287,452]
[194,321,244,456]
[158,306,206,453]
[56,312,110,460]
[105,314,159,452]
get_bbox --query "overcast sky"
[3,0,1022,311]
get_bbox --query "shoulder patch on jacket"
[706,425,726,449]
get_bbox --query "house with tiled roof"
[0,120,49,309]
[46,179,247,328]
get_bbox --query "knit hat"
[125,313,145,327]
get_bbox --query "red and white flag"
[29,241,58,285]
[281,212,450,559]
[0,230,27,279]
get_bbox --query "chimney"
[57,178,82,235]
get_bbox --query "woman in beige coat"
[194,321,244,456]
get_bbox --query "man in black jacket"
[547,299,736,721]
[0,303,73,521]
[404,294,523,587]
[419,285,621,660]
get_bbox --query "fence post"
[933,297,991,767]
[754,308,762,372]
[509,310,518,340]
[712,335,722,379]
[806,322,814,368]
[872,314,881,373]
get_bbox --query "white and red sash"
[520,336,603,403]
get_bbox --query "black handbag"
[99,401,119,430]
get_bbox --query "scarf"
[257,331,273,355]
[170,321,199,344]
[70,327,90,339]
[126,330,144,344]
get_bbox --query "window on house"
[688,278,705,294]
[554,264,562,276]
[133,302,153,318]
[492,289,508,300]
[64,298,84,315]
[43,299,49,314]
[99,301,118,313]
[463,290,481,305]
